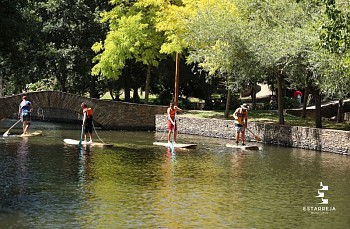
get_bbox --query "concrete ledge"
[156,114,350,155]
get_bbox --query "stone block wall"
[156,115,350,155]
[0,91,167,130]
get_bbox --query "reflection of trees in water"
[16,138,29,195]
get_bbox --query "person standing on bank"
[81,102,93,143]
[167,101,182,144]
[233,103,249,146]
[18,95,33,135]
[294,89,303,106]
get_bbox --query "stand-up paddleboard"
[19,130,43,137]
[226,143,260,150]
[63,139,113,147]
[153,142,197,149]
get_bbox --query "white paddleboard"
[64,139,113,147]
[226,143,260,150]
[19,130,43,137]
[153,142,197,149]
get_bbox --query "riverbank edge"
[155,114,350,155]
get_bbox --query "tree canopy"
[1,0,350,128]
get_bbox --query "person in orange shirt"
[81,102,93,143]
[167,101,182,144]
[233,103,249,145]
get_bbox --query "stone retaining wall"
[155,115,350,155]
[0,91,167,130]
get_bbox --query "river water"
[0,121,349,228]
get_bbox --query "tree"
[37,0,109,95]
[0,0,43,95]
[233,0,321,125]
[92,0,165,103]
[315,0,350,123]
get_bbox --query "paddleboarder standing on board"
[167,101,182,144]
[81,102,93,143]
[18,95,33,134]
[233,103,249,146]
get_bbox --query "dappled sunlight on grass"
[182,110,350,131]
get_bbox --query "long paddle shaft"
[245,126,262,141]
[79,115,85,145]
[236,120,262,142]
[78,125,84,145]
[170,119,176,154]
[3,119,21,136]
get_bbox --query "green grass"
[182,110,350,131]
[100,92,350,131]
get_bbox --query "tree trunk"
[277,75,285,125]
[59,75,67,92]
[250,84,256,110]
[224,89,231,118]
[124,69,130,102]
[314,89,322,128]
[108,89,115,100]
[301,87,309,119]
[133,87,140,103]
[174,53,180,106]
[89,75,98,98]
[144,64,152,104]
[0,73,3,96]
[337,98,344,123]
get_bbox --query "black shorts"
[21,114,31,122]
[84,118,93,133]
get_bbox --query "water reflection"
[15,138,29,197]
[0,130,349,228]
[78,146,92,185]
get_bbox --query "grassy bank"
[181,110,350,131]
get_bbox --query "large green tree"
[235,0,321,125]
[315,0,350,122]
[37,0,109,96]
[0,0,42,95]
[92,0,165,103]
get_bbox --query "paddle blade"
[3,131,9,136]
[254,134,262,141]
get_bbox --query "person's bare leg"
[235,132,240,145]
[89,133,92,142]
[24,123,30,134]
[242,131,245,145]
[23,121,27,134]
[168,130,171,143]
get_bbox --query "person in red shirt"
[81,102,93,143]
[167,101,182,144]
[294,90,303,105]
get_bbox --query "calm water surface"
[0,123,349,228]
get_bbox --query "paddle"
[245,126,262,142]
[3,119,21,136]
[78,114,85,146]
[170,122,175,154]
[78,125,84,146]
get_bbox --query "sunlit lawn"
[100,92,350,131]
[182,110,350,131]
